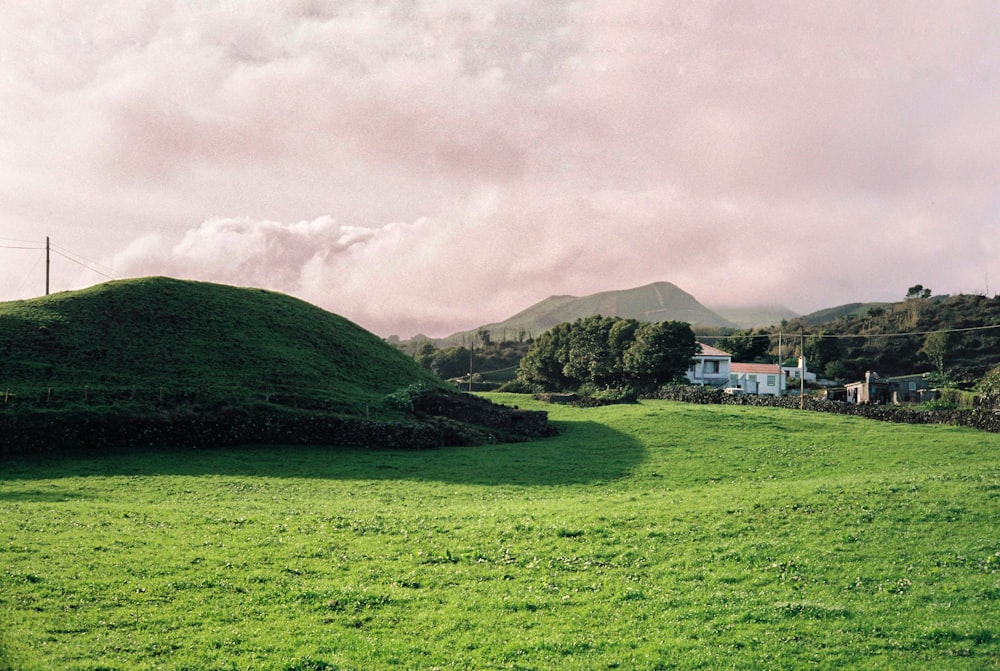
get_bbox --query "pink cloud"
[1,1,998,334]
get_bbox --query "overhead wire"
[49,243,120,281]
[698,322,1000,341]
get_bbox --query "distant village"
[688,343,935,405]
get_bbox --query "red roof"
[730,363,781,374]
[697,343,731,357]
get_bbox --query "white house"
[685,343,732,387]
[782,357,817,383]
[729,363,786,396]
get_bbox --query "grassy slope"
[0,277,445,416]
[1,397,997,670]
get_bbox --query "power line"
[49,247,117,281]
[700,323,1000,342]
[52,243,118,279]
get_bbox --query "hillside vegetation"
[766,292,1000,381]
[0,277,446,415]
[2,397,997,670]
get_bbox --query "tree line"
[514,315,698,393]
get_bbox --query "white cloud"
[2,1,999,333]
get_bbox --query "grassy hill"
[446,281,736,344]
[0,278,557,451]
[0,277,446,416]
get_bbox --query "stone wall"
[649,385,1000,433]
[413,392,555,441]
[0,393,556,457]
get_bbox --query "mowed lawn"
[1,396,998,670]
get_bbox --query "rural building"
[844,371,936,405]
[686,343,732,387]
[782,357,817,383]
[729,363,786,396]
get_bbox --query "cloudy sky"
[2,1,998,337]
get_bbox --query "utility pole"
[468,343,474,393]
[45,236,50,296]
[800,331,805,409]
[778,331,783,394]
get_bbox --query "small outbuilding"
[728,363,786,396]
[845,371,936,405]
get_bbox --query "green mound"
[0,278,552,453]
[0,277,444,415]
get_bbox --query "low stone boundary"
[648,385,1000,433]
[0,411,450,456]
[413,392,555,440]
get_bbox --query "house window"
[705,360,720,374]
[748,374,757,383]
[767,375,776,387]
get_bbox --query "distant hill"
[445,281,737,344]
[0,277,447,416]
[709,305,799,329]
[799,302,892,326]
[763,293,1000,380]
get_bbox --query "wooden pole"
[45,236,50,296]
[800,332,805,409]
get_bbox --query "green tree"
[717,329,770,361]
[516,322,574,390]
[906,285,932,300]
[413,341,438,370]
[518,317,697,392]
[564,316,617,387]
[430,346,472,380]
[976,365,1000,404]
[622,321,699,392]
[803,331,842,375]
[919,330,952,375]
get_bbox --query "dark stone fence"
[0,393,554,457]
[648,385,1000,434]
[413,392,555,440]
[0,411,449,457]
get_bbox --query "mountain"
[445,281,737,343]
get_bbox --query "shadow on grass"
[0,420,646,487]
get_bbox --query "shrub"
[496,379,540,394]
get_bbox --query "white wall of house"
[729,364,786,396]
[685,344,732,387]
[782,357,817,383]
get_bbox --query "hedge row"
[649,385,1000,433]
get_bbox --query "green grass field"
[2,397,998,670]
